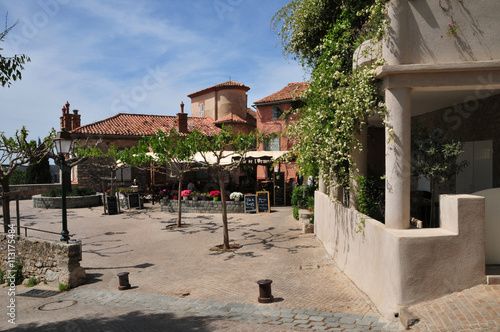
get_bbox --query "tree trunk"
[218,171,230,249]
[2,181,11,233]
[177,177,183,227]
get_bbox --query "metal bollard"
[117,272,131,290]
[257,279,273,303]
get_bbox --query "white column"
[350,125,368,209]
[385,87,412,229]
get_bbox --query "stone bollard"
[117,272,131,290]
[257,279,273,303]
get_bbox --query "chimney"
[72,110,81,129]
[177,101,188,133]
[59,101,81,131]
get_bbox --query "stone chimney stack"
[59,101,82,131]
[177,101,188,133]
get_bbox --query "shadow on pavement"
[5,311,215,332]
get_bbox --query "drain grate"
[18,289,60,298]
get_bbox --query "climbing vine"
[282,0,388,190]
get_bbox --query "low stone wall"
[32,194,102,209]
[0,234,85,288]
[314,191,485,317]
[161,199,244,213]
[1,184,79,200]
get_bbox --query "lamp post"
[54,130,74,242]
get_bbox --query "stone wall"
[0,234,85,288]
[1,184,62,200]
[161,199,244,213]
[32,194,102,209]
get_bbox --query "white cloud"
[1,0,304,141]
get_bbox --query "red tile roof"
[70,113,221,137]
[187,80,250,98]
[214,108,257,125]
[254,82,308,104]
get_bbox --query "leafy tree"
[120,129,198,228]
[76,145,129,199]
[26,141,52,184]
[411,128,468,227]
[279,1,387,195]
[1,127,55,232]
[272,0,375,68]
[9,168,26,185]
[190,127,263,250]
[1,14,30,87]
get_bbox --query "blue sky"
[0,0,306,140]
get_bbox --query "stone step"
[487,275,500,285]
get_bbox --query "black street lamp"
[54,130,74,242]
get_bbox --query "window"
[264,137,280,151]
[272,105,282,120]
[456,140,493,194]
[199,103,204,117]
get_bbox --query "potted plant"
[181,190,191,201]
[210,190,221,201]
[200,193,209,201]
[230,192,243,201]
[190,191,199,201]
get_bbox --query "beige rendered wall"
[473,188,500,264]
[217,89,247,119]
[383,0,500,65]
[315,192,485,317]
[190,92,216,119]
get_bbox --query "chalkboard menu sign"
[106,196,119,215]
[274,172,285,206]
[128,193,141,209]
[256,191,270,214]
[244,194,257,213]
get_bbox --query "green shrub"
[307,196,315,210]
[356,175,384,220]
[291,185,315,209]
[11,261,23,285]
[0,268,4,284]
[26,277,37,287]
[42,187,96,197]
[58,282,70,292]
[293,205,300,220]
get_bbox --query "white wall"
[383,0,500,65]
[315,192,485,317]
[473,188,500,264]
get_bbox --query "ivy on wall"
[281,0,388,190]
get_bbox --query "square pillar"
[385,87,412,229]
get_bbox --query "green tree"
[190,127,263,250]
[26,141,52,184]
[272,0,375,68]
[1,127,55,232]
[1,14,30,87]
[120,129,198,228]
[411,128,468,227]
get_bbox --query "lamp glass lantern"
[54,130,74,155]
[54,130,74,242]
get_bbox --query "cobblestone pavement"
[1,200,500,331]
[407,284,500,331]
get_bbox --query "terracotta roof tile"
[188,80,250,98]
[254,82,308,104]
[214,108,257,126]
[70,113,221,137]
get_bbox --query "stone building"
[188,80,256,135]
[62,101,221,191]
[253,82,307,205]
